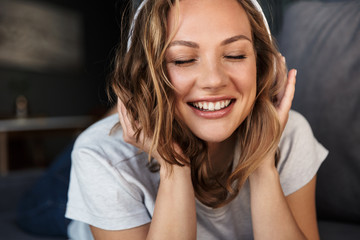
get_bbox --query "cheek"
[228,62,257,94]
[167,66,195,98]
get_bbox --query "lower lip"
[189,101,235,119]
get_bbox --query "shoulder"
[69,113,159,198]
[72,114,142,167]
[282,110,311,136]
[277,110,328,196]
[67,114,158,230]
[70,113,156,201]
[279,110,317,150]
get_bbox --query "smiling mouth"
[189,99,234,111]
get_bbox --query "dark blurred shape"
[0,0,123,118]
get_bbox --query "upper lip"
[187,96,235,103]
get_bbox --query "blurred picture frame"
[0,0,84,73]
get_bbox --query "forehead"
[167,0,252,41]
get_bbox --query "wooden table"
[0,116,94,175]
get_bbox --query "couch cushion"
[278,0,360,223]
[318,220,360,240]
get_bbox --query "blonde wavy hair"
[111,0,284,208]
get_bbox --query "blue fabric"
[16,142,73,237]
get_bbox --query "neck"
[207,133,237,176]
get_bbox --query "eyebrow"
[221,35,252,45]
[168,35,252,49]
[168,40,199,49]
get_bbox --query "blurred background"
[0,0,128,172]
[0,0,359,239]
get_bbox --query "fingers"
[117,98,163,163]
[276,68,297,130]
[274,54,288,106]
[117,98,128,132]
[117,98,126,127]
[117,98,137,144]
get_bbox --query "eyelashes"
[174,59,196,66]
[225,55,246,60]
[171,55,247,66]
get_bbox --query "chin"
[194,129,235,144]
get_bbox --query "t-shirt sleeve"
[277,110,328,196]
[65,146,151,231]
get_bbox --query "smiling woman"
[65,0,328,239]
[113,0,281,208]
[166,0,257,145]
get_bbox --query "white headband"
[249,0,271,35]
[127,0,271,50]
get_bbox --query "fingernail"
[294,69,297,77]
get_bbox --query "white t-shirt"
[65,110,328,239]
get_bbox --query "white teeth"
[208,102,214,111]
[191,100,232,111]
[203,102,208,109]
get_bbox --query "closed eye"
[174,59,196,66]
[225,55,246,60]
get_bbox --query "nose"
[197,58,228,90]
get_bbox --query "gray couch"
[0,0,359,239]
[278,0,360,238]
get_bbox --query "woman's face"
[166,0,257,143]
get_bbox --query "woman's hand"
[249,56,307,240]
[117,98,164,162]
[117,98,196,240]
[117,98,187,177]
[255,55,297,172]
[91,99,196,240]
[275,55,297,132]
